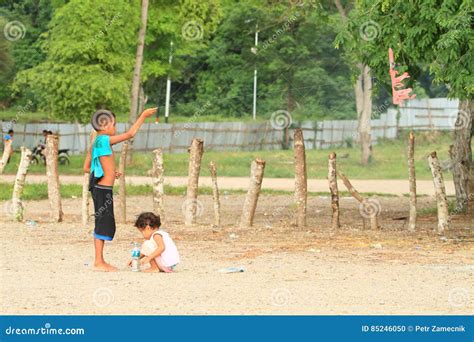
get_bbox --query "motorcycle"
[30,144,70,165]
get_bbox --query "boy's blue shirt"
[4,134,12,141]
[91,135,112,178]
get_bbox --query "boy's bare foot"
[143,267,160,273]
[93,262,118,272]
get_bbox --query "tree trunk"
[354,64,364,127]
[138,86,147,116]
[359,64,373,165]
[117,142,129,224]
[240,159,266,228]
[0,139,12,174]
[184,138,204,226]
[451,99,472,213]
[294,128,307,228]
[81,172,90,225]
[407,131,417,231]
[470,166,474,216]
[333,1,373,165]
[152,148,165,219]
[209,161,221,227]
[338,170,379,229]
[45,134,63,222]
[128,0,149,125]
[82,130,96,226]
[428,151,450,233]
[328,152,340,229]
[11,146,32,221]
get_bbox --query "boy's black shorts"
[91,185,116,241]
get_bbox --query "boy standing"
[83,107,156,272]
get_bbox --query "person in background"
[3,129,14,163]
[38,130,52,157]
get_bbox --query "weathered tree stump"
[117,142,129,224]
[240,159,266,228]
[11,146,32,221]
[0,139,12,174]
[451,99,472,213]
[428,151,450,233]
[294,128,307,227]
[209,161,221,227]
[328,152,340,229]
[82,131,97,226]
[81,172,90,225]
[45,134,63,222]
[338,170,380,229]
[184,138,204,226]
[152,148,165,219]
[407,131,417,231]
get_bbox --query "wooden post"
[209,161,221,227]
[240,159,266,228]
[338,170,380,229]
[294,128,307,227]
[407,131,417,231]
[428,151,450,233]
[11,146,32,221]
[81,172,90,225]
[328,152,340,229]
[117,142,129,223]
[45,134,63,222]
[152,148,165,219]
[0,139,12,174]
[82,131,97,226]
[185,138,204,226]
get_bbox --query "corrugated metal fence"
[2,98,460,154]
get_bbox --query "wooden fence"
[1,98,460,154]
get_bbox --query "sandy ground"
[0,193,472,315]
[0,174,456,196]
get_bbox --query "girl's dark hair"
[134,212,161,229]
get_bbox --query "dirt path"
[0,195,472,315]
[0,174,455,196]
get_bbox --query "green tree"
[0,16,14,105]
[12,0,138,123]
[140,0,222,116]
[184,0,354,121]
[337,0,473,211]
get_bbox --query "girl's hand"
[140,256,151,265]
[115,171,122,179]
[141,107,157,118]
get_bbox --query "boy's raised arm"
[109,107,157,145]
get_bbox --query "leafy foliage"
[12,0,138,123]
[336,0,473,99]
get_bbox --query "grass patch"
[419,200,459,216]
[0,182,400,201]
[2,132,454,180]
